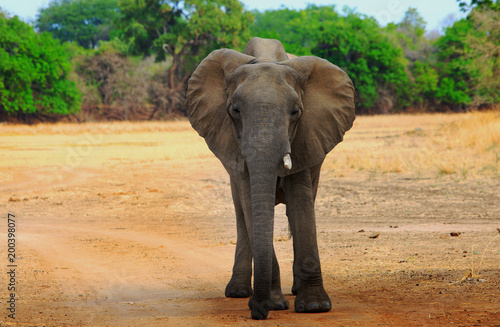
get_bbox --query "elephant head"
[186,38,355,319]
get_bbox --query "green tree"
[117,0,253,115]
[435,19,473,107]
[36,0,121,49]
[410,61,439,109]
[250,5,339,56]
[384,8,441,109]
[312,9,410,113]
[251,5,413,113]
[457,0,499,12]
[0,13,80,120]
[463,8,500,105]
[436,6,499,107]
[385,8,434,63]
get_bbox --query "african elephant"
[186,37,355,320]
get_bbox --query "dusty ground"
[0,116,499,326]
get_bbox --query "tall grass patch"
[324,110,500,179]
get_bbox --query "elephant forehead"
[229,62,300,86]
[228,64,302,102]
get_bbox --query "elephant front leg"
[226,233,253,297]
[226,177,253,298]
[284,167,331,313]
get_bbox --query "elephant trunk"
[242,120,290,319]
[248,162,276,315]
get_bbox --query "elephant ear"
[282,56,356,174]
[186,49,255,172]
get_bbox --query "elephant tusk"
[283,153,292,170]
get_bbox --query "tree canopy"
[36,0,120,49]
[0,12,80,119]
[115,0,253,114]
[251,6,410,113]
[312,9,411,112]
[458,0,499,11]
[0,1,498,121]
[436,6,499,107]
[250,4,498,113]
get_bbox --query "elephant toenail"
[296,303,306,312]
[322,301,331,310]
[307,302,320,311]
[274,303,285,310]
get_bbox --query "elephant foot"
[248,290,290,319]
[248,297,270,320]
[294,285,331,313]
[270,289,289,310]
[225,278,252,298]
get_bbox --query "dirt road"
[1,120,499,326]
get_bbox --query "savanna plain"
[0,111,499,326]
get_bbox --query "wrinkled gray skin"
[186,37,355,320]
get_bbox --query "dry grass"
[0,119,193,136]
[0,120,213,168]
[324,109,500,179]
[1,110,499,179]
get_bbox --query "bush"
[73,47,153,120]
[0,13,80,120]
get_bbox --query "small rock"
[369,233,380,239]
[358,229,365,233]
[450,232,461,237]
[9,197,20,202]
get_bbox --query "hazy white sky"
[0,0,466,32]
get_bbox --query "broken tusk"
[283,153,292,170]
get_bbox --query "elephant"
[186,37,355,320]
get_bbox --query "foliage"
[462,8,500,105]
[457,0,499,12]
[250,5,339,56]
[436,7,499,107]
[117,0,253,59]
[385,8,435,64]
[250,4,498,113]
[0,13,80,118]
[312,9,411,113]
[383,8,441,109]
[410,61,439,108]
[251,6,411,113]
[72,45,157,120]
[3,1,499,121]
[116,0,253,114]
[36,0,121,49]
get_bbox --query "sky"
[0,0,466,32]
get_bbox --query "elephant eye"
[230,103,241,119]
[291,105,300,116]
